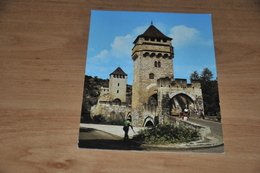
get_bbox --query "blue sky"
[85,10,217,84]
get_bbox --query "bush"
[216,112,221,122]
[89,90,100,97]
[105,117,124,125]
[93,114,106,124]
[132,123,200,145]
[92,114,124,125]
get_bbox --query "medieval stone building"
[90,24,204,127]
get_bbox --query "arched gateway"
[168,91,196,101]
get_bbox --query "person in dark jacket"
[123,117,133,141]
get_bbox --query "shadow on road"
[79,128,96,132]
[78,127,144,151]
[78,139,144,150]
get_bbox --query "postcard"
[78,10,224,153]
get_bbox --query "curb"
[127,135,224,150]
[133,138,224,150]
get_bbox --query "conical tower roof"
[133,24,172,43]
[110,67,127,76]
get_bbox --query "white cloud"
[169,25,201,48]
[110,34,133,58]
[169,25,213,48]
[88,50,109,63]
[133,25,149,35]
[90,25,150,61]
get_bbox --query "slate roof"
[133,24,172,43]
[110,67,127,76]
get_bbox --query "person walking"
[194,109,198,118]
[183,109,189,120]
[199,109,205,119]
[123,117,133,141]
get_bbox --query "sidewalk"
[80,123,145,139]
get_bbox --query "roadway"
[188,118,224,139]
[78,127,143,151]
[78,120,225,153]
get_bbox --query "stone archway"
[169,93,194,116]
[168,91,196,101]
[113,98,121,105]
[143,116,154,127]
[148,94,158,105]
[159,91,199,117]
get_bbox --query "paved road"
[188,118,224,139]
[78,127,143,151]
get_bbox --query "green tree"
[200,67,213,81]
[190,71,200,81]
[190,68,220,115]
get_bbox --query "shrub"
[216,112,221,122]
[133,123,200,145]
[92,114,124,125]
[93,114,105,124]
[105,117,124,125]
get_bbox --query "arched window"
[154,61,157,67]
[158,61,161,67]
[149,73,154,79]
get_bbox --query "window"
[154,61,161,67]
[154,61,157,67]
[117,90,119,93]
[149,73,154,79]
[118,83,120,86]
[158,61,161,67]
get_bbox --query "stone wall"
[176,118,211,140]
[163,115,211,140]
[90,102,131,121]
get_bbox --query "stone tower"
[131,24,174,109]
[109,67,127,103]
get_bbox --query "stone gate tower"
[109,67,127,103]
[131,24,174,109]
